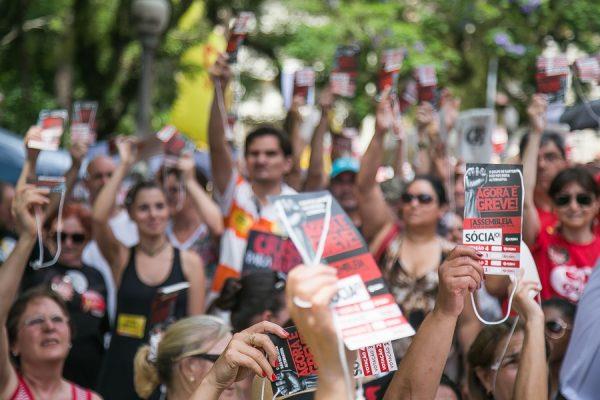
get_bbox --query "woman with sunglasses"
[467,280,547,400]
[523,97,600,303]
[357,95,455,357]
[1,185,101,399]
[19,203,109,390]
[542,298,575,399]
[134,317,286,400]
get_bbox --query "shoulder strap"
[373,223,401,264]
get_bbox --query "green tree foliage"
[1,0,599,135]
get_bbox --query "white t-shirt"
[82,209,138,325]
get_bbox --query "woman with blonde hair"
[134,315,287,400]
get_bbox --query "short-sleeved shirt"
[211,171,295,293]
[537,206,558,233]
[532,227,600,302]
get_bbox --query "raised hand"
[24,125,42,162]
[318,86,334,112]
[69,139,89,168]
[435,245,484,318]
[12,184,50,238]
[205,321,287,390]
[375,89,394,135]
[511,279,543,324]
[177,153,196,184]
[115,136,138,167]
[527,94,547,135]
[209,53,232,88]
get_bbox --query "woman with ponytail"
[133,316,288,400]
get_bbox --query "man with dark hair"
[519,112,569,233]
[208,54,295,296]
[0,181,16,262]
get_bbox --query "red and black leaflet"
[293,68,315,104]
[241,230,303,275]
[462,164,524,276]
[272,191,415,350]
[268,326,397,399]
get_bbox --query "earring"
[189,376,195,383]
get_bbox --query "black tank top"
[97,246,188,400]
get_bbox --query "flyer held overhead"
[269,326,397,399]
[272,191,414,350]
[462,164,524,277]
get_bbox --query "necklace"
[138,240,170,256]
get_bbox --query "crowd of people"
[0,49,599,400]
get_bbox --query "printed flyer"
[71,101,98,145]
[293,68,316,105]
[330,44,360,98]
[462,164,524,276]
[242,229,303,275]
[29,109,68,151]
[269,326,397,399]
[272,191,414,350]
[226,12,254,63]
[535,55,569,104]
[457,109,495,164]
[378,48,405,94]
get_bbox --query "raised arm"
[384,246,484,400]
[356,94,398,244]
[208,54,235,195]
[284,95,306,191]
[178,154,223,237]
[17,127,88,221]
[522,95,547,246]
[304,87,334,191]
[511,280,547,400]
[0,185,49,398]
[286,264,356,400]
[91,137,135,285]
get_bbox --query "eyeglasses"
[539,152,564,163]
[51,232,87,244]
[22,314,68,329]
[401,193,434,205]
[553,193,594,207]
[545,319,572,340]
[191,353,220,363]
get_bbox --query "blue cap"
[330,157,359,179]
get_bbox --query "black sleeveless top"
[97,247,188,400]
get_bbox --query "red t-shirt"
[537,206,558,233]
[533,227,600,302]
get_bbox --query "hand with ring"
[199,321,288,395]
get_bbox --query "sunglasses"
[545,319,571,340]
[553,193,594,207]
[51,232,87,244]
[401,193,434,205]
[192,353,220,363]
